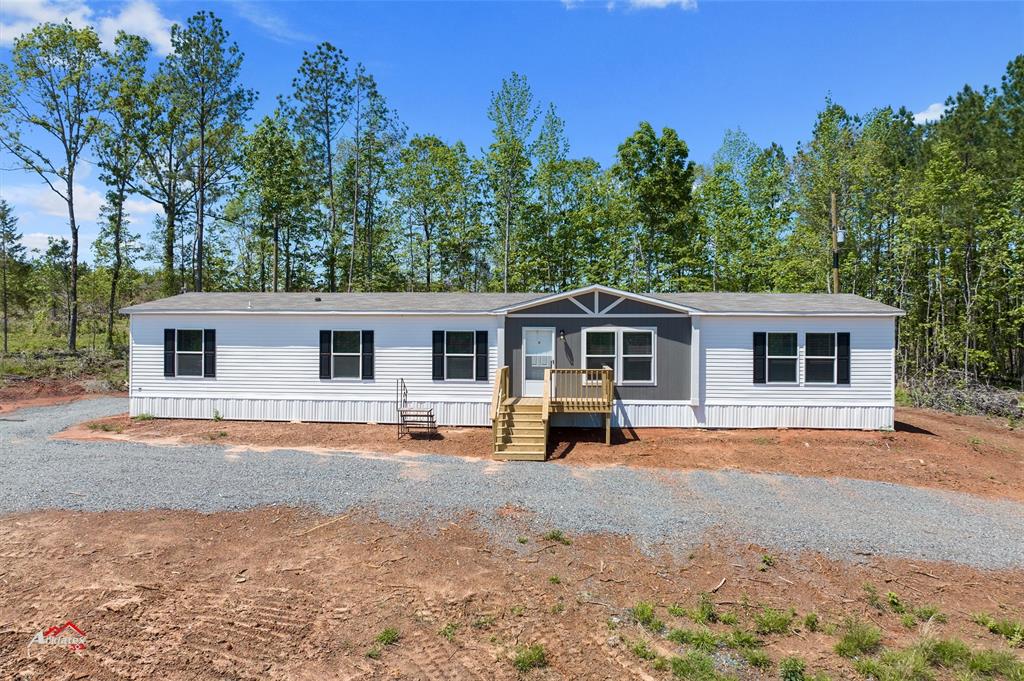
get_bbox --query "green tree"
[93,194,142,348]
[287,42,352,292]
[163,11,255,292]
[0,20,105,350]
[95,31,149,348]
[0,200,27,353]
[485,72,538,292]
[611,122,698,290]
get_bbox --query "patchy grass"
[804,612,821,632]
[864,583,885,611]
[854,637,1024,680]
[438,622,458,642]
[628,639,658,661]
[87,422,123,433]
[512,644,548,671]
[759,553,775,571]
[667,626,720,653]
[914,605,947,624]
[548,575,561,585]
[132,412,155,421]
[375,628,400,646]
[973,613,1024,647]
[669,651,719,680]
[741,648,772,669]
[835,618,883,658]
[755,607,794,635]
[779,656,807,681]
[542,529,572,545]
[630,601,666,634]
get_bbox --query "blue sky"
[1,0,1021,261]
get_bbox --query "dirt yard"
[67,407,1024,503]
[0,377,124,414]
[0,508,1021,680]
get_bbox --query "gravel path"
[3,398,1023,569]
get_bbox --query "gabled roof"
[120,287,904,316]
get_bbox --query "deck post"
[605,412,610,445]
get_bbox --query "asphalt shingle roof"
[121,290,903,315]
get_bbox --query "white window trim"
[581,327,657,387]
[444,330,477,382]
[330,330,364,381]
[765,331,799,385]
[804,332,837,385]
[175,328,205,379]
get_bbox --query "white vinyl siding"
[130,314,497,407]
[699,315,895,407]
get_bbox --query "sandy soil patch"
[65,407,1024,502]
[0,508,1021,680]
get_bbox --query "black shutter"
[475,330,488,381]
[837,332,851,385]
[164,329,176,377]
[203,329,216,378]
[361,330,374,380]
[753,332,766,384]
[432,330,445,380]
[319,330,332,379]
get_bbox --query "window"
[176,329,203,377]
[582,327,657,385]
[621,330,654,383]
[766,332,798,383]
[332,330,362,379]
[445,331,475,380]
[584,330,616,381]
[805,332,837,383]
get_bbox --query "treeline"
[0,14,1021,384]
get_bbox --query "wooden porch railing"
[547,368,614,410]
[490,365,509,421]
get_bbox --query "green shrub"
[834,618,882,658]
[512,644,548,671]
[886,591,906,614]
[779,656,806,681]
[755,607,794,635]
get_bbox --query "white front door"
[522,327,555,397]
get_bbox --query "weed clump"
[973,613,1024,647]
[755,607,794,635]
[512,644,548,671]
[542,529,572,545]
[630,601,665,633]
[779,656,806,681]
[834,618,882,658]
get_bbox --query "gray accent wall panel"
[504,315,691,400]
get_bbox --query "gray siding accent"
[504,316,691,400]
[610,298,685,315]
[597,292,619,311]
[508,297,589,315]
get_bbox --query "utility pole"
[830,191,840,294]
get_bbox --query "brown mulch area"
[0,378,124,414]
[63,407,1024,503]
[0,508,1020,680]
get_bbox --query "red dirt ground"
[1,509,1021,680]
[0,378,124,414]
[64,407,1024,502]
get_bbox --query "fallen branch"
[710,577,726,593]
[295,513,350,537]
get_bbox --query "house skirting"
[131,396,893,430]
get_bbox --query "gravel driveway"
[3,398,1023,569]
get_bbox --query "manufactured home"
[121,285,903,460]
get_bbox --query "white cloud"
[628,0,697,8]
[231,0,314,44]
[913,102,946,126]
[20,231,60,254]
[4,180,160,224]
[0,0,174,56]
[563,0,698,10]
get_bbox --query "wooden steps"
[493,399,547,461]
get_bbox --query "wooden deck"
[491,368,614,461]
